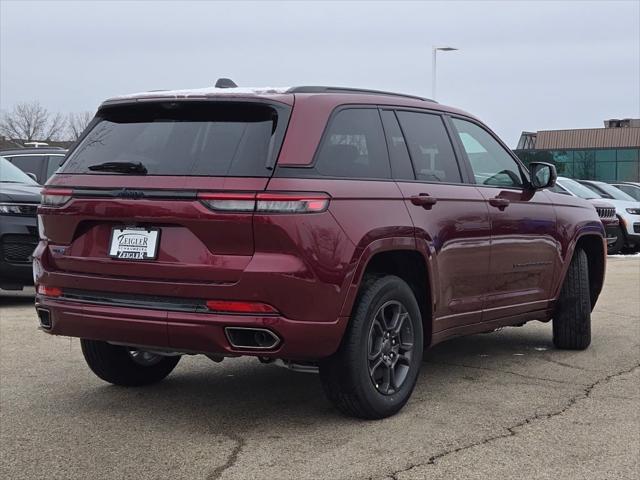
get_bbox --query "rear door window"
[395,111,461,183]
[380,109,414,180]
[60,102,289,177]
[314,108,390,179]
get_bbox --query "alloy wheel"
[367,300,415,395]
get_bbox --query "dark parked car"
[1,147,67,184]
[590,201,620,253]
[550,177,620,253]
[34,85,605,419]
[0,157,41,290]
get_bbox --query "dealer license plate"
[108,227,160,260]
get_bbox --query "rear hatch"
[40,98,292,284]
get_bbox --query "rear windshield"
[61,101,289,176]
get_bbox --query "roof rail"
[286,86,436,102]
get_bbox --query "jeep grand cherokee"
[33,84,605,419]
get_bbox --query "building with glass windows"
[514,118,640,182]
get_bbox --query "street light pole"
[431,46,458,100]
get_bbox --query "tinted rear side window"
[61,102,288,177]
[314,108,390,179]
[396,111,461,183]
[380,109,414,180]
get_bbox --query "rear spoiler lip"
[99,95,294,109]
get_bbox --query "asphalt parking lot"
[1,257,638,480]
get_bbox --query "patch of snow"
[108,86,291,102]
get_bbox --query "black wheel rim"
[367,300,415,395]
[128,349,163,367]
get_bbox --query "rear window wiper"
[88,161,148,174]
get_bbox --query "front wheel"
[552,248,591,350]
[320,275,424,419]
[80,339,180,386]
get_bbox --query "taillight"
[37,285,62,297]
[37,214,46,240]
[41,188,72,207]
[197,191,329,213]
[256,193,329,213]
[197,192,256,212]
[205,300,278,315]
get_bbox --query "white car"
[611,182,640,201]
[578,179,640,251]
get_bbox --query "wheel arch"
[558,232,606,310]
[340,240,434,347]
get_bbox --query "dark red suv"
[34,85,606,419]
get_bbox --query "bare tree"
[67,111,94,140]
[0,101,66,142]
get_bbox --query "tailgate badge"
[117,189,145,199]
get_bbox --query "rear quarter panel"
[264,177,417,319]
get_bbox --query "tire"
[607,226,624,255]
[80,339,180,386]
[552,248,591,350]
[319,275,424,419]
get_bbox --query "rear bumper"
[35,295,348,360]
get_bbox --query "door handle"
[489,197,510,210]
[410,194,438,210]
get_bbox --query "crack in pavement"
[430,361,588,386]
[594,308,639,319]
[207,432,246,480]
[386,363,640,480]
[538,356,594,371]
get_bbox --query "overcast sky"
[1,0,639,146]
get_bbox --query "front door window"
[452,118,523,188]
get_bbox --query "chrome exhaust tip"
[37,308,52,330]
[225,327,280,350]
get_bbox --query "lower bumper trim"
[36,296,348,360]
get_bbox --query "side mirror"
[529,162,557,190]
[26,172,38,182]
